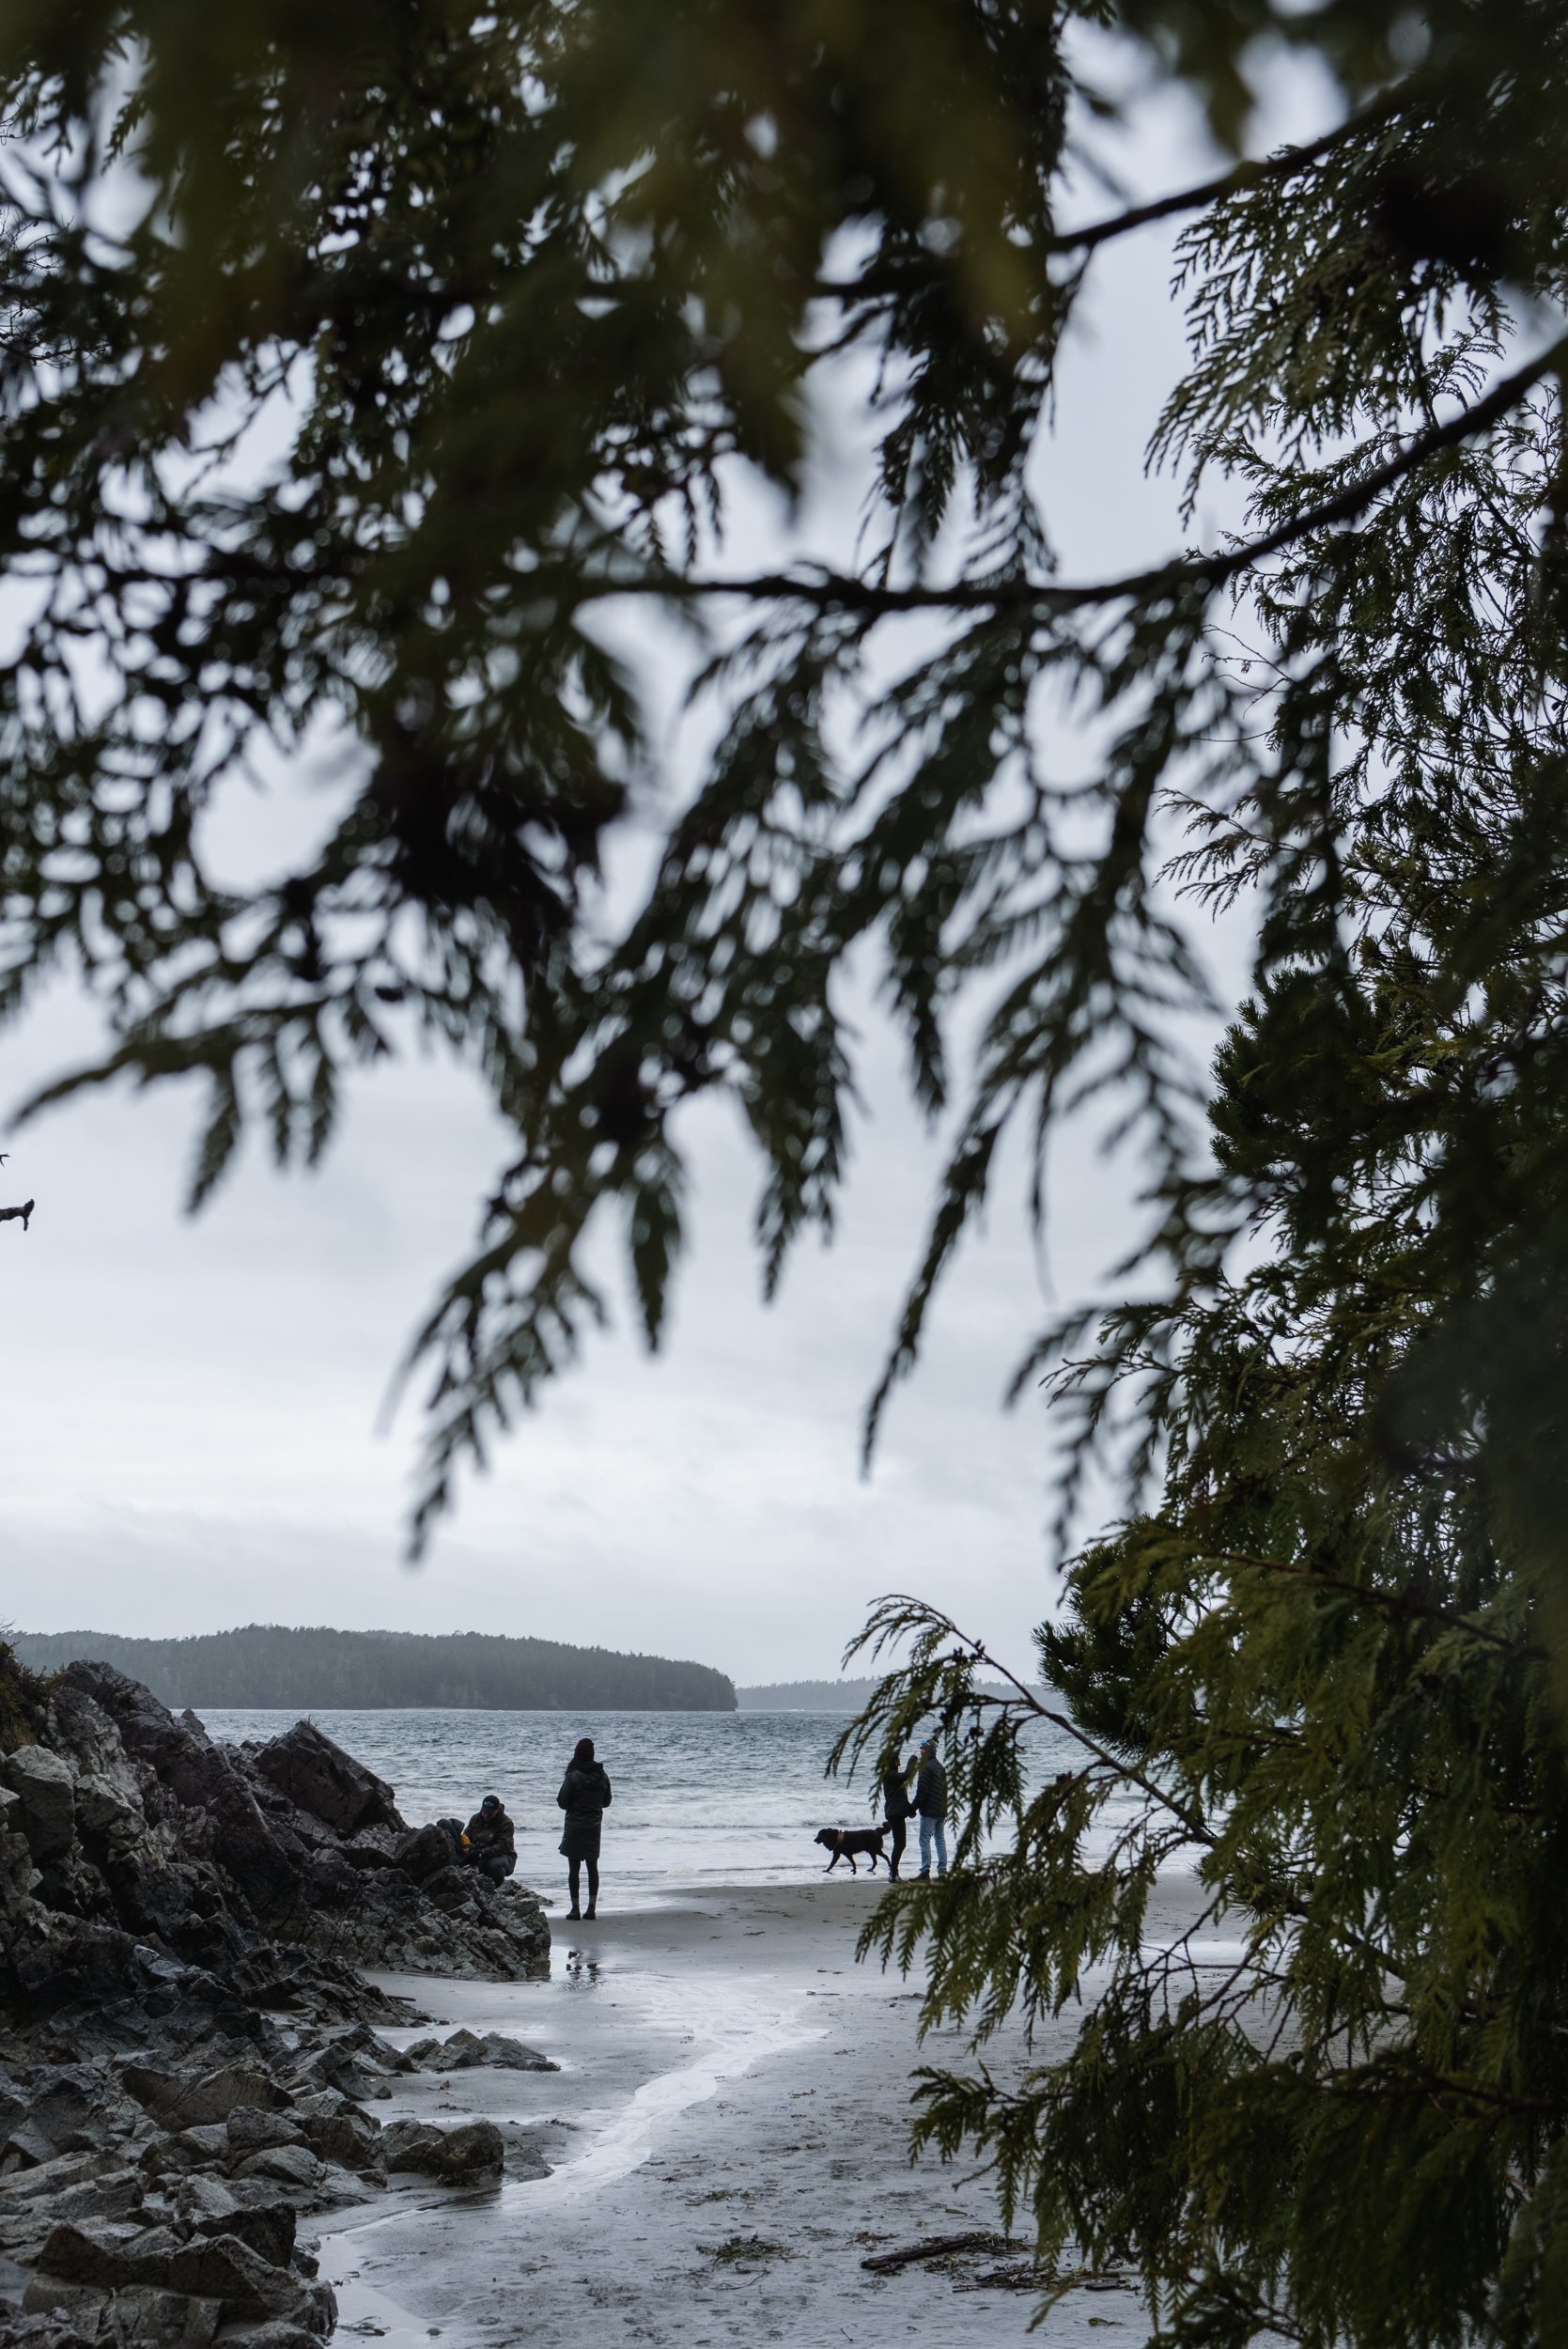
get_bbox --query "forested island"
[11,1625,737,1712]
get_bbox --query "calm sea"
[195,1706,1088,1895]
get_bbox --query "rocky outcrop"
[21,1660,551,1987]
[0,1647,553,2349]
[248,1725,399,1842]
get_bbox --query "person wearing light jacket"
[913,1738,948,1879]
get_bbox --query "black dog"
[814,1826,888,1875]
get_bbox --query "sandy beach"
[307,1876,1207,2348]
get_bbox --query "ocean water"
[195,1705,1088,1895]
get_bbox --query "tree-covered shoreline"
[10,1626,737,1714]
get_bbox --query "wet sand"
[309,1877,1203,2347]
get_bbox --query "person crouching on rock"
[463,1793,518,1886]
[557,1737,612,1920]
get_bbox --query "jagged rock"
[378,2118,504,2182]
[18,2272,223,2349]
[229,2150,317,2192]
[21,2283,223,2349]
[0,2303,95,2349]
[166,2180,241,2234]
[248,1728,398,1841]
[0,1755,75,1863]
[125,2067,284,2134]
[417,1867,474,1917]
[4,2119,56,2169]
[71,1780,137,1843]
[3,2070,141,2165]
[33,2224,183,2292]
[96,2288,222,2348]
[224,2112,301,2161]
[187,2207,294,2274]
[7,2170,146,2251]
[402,2028,555,2073]
[391,1826,451,1886]
[31,1665,551,1982]
[0,2153,114,2205]
[163,2242,330,2336]
[336,1839,395,1874]
[55,1671,293,1920]
[17,2277,115,2331]
[291,2109,377,2171]
[283,2046,372,2103]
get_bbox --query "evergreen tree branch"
[1034,96,1408,258]
[814,96,1407,294]
[634,333,1568,618]
[1191,1546,1548,1662]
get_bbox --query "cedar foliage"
[3,4,1568,2340]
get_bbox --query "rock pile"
[0,1651,553,2349]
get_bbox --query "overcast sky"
[0,51,1331,1687]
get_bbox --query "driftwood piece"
[959,2263,1059,2293]
[0,1199,34,1231]
[862,2231,1013,2272]
[864,2232,1136,2297]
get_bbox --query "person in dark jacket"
[462,1793,517,1886]
[882,1753,916,1881]
[557,1736,613,1919]
[913,1739,948,1879]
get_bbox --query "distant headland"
[10,1625,737,1712]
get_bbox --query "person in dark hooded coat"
[462,1793,517,1885]
[557,1736,612,1918]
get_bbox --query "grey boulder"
[224,2113,303,2161]
[229,2150,318,2192]
[124,2068,283,2135]
[32,2225,183,2293]
[403,2029,555,2074]
[164,2239,333,2334]
[0,1750,75,1861]
[377,2119,504,2182]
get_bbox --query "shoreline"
[307,1877,1195,2347]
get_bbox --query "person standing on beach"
[882,1752,916,1881]
[557,1736,613,1920]
[913,1739,948,1879]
